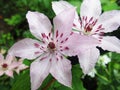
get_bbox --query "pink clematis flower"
[9,8,98,90]
[52,0,120,74]
[0,53,18,77]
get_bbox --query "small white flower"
[0,53,18,77]
[98,54,111,67]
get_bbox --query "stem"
[42,78,56,90]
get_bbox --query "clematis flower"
[52,0,120,74]
[0,53,18,77]
[9,8,98,90]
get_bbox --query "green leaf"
[97,73,110,85]
[38,74,53,90]
[72,64,86,90]
[4,14,22,26]
[56,86,71,90]
[11,70,30,90]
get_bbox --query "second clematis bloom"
[0,53,18,77]
[52,0,120,74]
[9,8,98,90]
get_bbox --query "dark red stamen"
[2,63,8,68]
[48,42,55,49]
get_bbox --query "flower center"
[2,63,8,68]
[48,42,56,50]
[81,16,98,35]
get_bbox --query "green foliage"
[0,32,14,49]
[4,14,23,26]
[96,52,120,90]
[101,0,120,11]
[11,70,31,90]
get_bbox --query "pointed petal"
[5,70,13,78]
[99,36,120,53]
[30,55,51,90]
[0,53,4,61]
[9,38,44,59]
[52,1,74,15]
[78,48,100,74]
[52,1,81,30]
[5,54,15,64]
[61,33,99,56]
[50,56,72,87]
[80,0,101,19]
[26,11,52,40]
[95,10,120,33]
[9,62,19,69]
[53,8,75,39]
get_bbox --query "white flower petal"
[9,62,19,70]
[50,56,72,87]
[5,70,13,78]
[0,53,4,61]
[9,38,44,59]
[99,36,120,53]
[53,8,75,40]
[61,33,99,56]
[5,54,15,64]
[52,1,74,15]
[80,0,101,19]
[52,1,80,31]
[95,10,120,33]
[30,56,51,90]
[26,11,52,40]
[78,48,100,74]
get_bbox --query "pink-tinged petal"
[50,56,72,87]
[52,1,81,30]
[30,55,51,90]
[52,1,74,15]
[9,38,44,59]
[61,33,99,56]
[0,53,4,61]
[15,59,28,74]
[99,36,120,53]
[53,8,75,39]
[0,70,4,76]
[78,48,100,74]
[80,0,101,19]
[9,62,19,70]
[16,64,28,74]
[26,11,52,40]
[5,70,13,78]
[95,10,120,33]
[5,54,15,64]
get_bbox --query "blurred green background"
[0,0,120,90]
